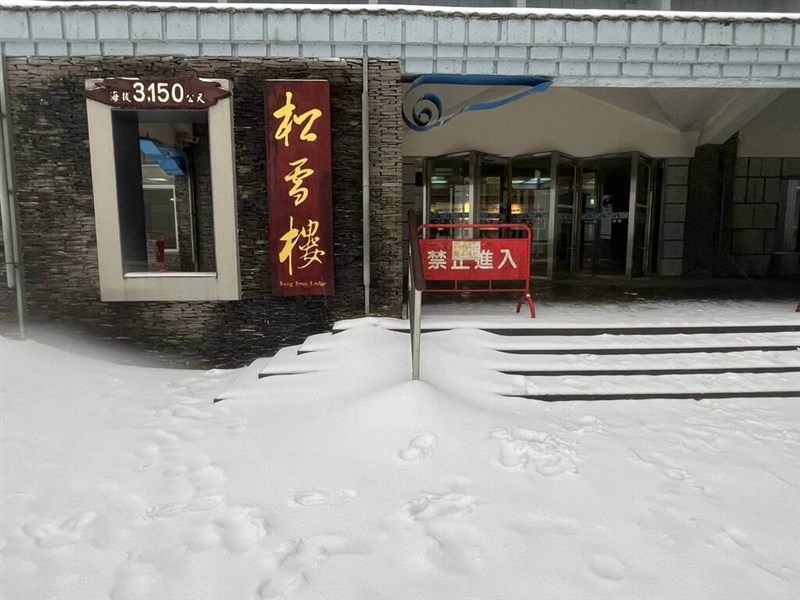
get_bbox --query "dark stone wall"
[192,122,216,273]
[367,61,404,312]
[173,175,194,271]
[3,56,403,367]
[683,136,738,277]
[727,157,800,277]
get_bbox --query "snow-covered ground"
[1,300,799,600]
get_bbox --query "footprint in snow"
[398,433,437,462]
[589,554,628,581]
[722,526,752,548]
[294,489,358,507]
[425,520,483,575]
[214,506,270,553]
[257,535,362,599]
[405,492,477,522]
[143,494,225,519]
[22,511,96,548]
[490,427,579,475]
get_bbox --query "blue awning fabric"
[139,138,187,177]
[403,74,552,132]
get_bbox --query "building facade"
[1,1,798,365]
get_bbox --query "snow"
[1,300,799,600]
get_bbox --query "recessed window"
[85,78,240,302]
[113,109,215,274]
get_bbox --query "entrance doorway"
[578,155,632,274]
[423,151,659,279]
[552,152,657,277]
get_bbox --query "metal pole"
[362,52,371,315]
[409,259,421,381]
[626,152,639,278]
[407,210,425,381]
[546,152,558,279]
[0,54,25,338]
[0,86,14,289]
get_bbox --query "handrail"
[407,209,426,293]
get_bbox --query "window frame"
[85,78,240,302]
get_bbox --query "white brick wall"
[233,13,265,42]
[166,13,197,40]
[1,5,799,86]
[63,12,95,40]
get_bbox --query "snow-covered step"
[213,357,271,402]
[257,345,324,378]
[479,324,800,336]
[469,325,800,401]
[490,349,800,376]
[296,331,336,354]
[333,317,799,335]
[500,371,800,401]
[485,331,800,354]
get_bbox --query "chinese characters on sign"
[420,239,528,281]
[84,76,230,109]
[266,81,334,296]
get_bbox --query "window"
[85,79,240,301]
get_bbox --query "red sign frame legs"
[406,212,537,380]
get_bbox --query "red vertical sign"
[266,80,334,296]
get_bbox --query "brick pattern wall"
[173,175,194,271]
[3,56,403,367]
[1,6,799,84]
[729,157,800,276]
[192,123,216,273]
[659,158,689,276]
[367,60,404,313]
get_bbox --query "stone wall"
[192,122,216,273]
[659,159,689,277]
[367,60,404,312]
[728,157,800,276]
[683,137,738,278]
[3,56,403,367]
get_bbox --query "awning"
[402,74,552,132]
[139,138,187,177]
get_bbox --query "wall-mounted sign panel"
[265,80,334,297]
[85,76,230,109]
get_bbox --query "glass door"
[628,153,654,277]
[426,153,471,238]
[578,165,600,270]
[554,155,579,274]
[511,154,551,277]
[477,155,509,238]
[578,155,631,274]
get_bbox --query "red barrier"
[416,222,535,318]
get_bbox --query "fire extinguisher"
[155,239,167,271]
